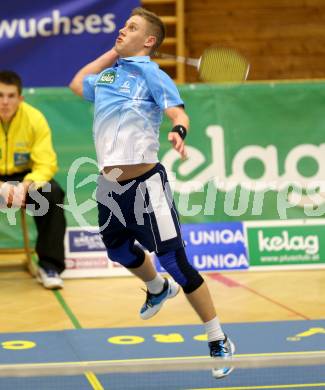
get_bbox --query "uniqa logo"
[189,229,245,245]
[162,125,325,206]
[258,230,319,255]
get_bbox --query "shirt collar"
[117,56,151,64]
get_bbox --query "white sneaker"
[140,278,180,320]
[37,268,64,289]
[209,335,235,379]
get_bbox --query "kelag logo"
[258,230,319,255]
[155,222,248,272]
[161,123,325,220]
[98,71,116,85]
[247,223,325,267]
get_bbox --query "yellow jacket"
[0,101,58,185]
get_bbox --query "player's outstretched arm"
[165,106,189,160]
[69,48,119,97]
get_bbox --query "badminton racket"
[155,47,250,83]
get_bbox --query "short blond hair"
[131,7,165,52]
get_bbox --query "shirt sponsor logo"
[14,152,30,166]
[97,71,116,84]
[119,80,130,93]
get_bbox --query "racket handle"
[157,52,199,67]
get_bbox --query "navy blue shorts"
[97,163,184,254]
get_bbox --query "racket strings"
[199,48,249,82]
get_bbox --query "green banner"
[1,82,325,248]
[160,82,325,223]
[246,223,325,267]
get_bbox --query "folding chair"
[0,208,37,275]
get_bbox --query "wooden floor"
[1,256,324,333]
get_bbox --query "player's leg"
[157,247,235,378]
[132,163,235,378]
[101,230,179,320]
[134,250,180,320]
[96,171,175,307]
[127,250,157,282]
[27,179,66,289]
[128,250,179,308]
[97,170,162,283]
[0,173,65,289]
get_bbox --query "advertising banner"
[1,82,325,275]
[155,221,248,272]
[15,82,325,225]
[246,220,325,268]
[63,222,248,278]
[161,82,325,223]
[63,227,129,278]
[0,0,140,86]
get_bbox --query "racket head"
[198,47,250,83]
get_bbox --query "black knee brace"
[157,247,204,294]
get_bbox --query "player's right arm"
[69,48,119,97]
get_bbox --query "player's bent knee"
[182,271,204,294]
[106,240,145,269]
[157,247,204,294]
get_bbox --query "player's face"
[0,83,23,123]
[115,15,155,57]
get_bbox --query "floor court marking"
[54,290,82,329]
[7,349,325,368]
[28,290,323,389]
[208,273,310,320]
[190,384,325,390]
[53,290,103,390]
[85,371,105,390]
[1,322,324,389]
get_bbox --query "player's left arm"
[165,106,189,160]
[69,48,119,97]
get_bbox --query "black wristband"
[170,125,187,140]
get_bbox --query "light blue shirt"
[83,56,184,169]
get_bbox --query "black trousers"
[0,172,66,273]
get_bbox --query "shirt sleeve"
[83,74,98,102]
[145,65,184,110]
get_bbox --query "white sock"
[146,274,165,294]
[204,317,225,342]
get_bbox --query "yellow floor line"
[85,371,104,390]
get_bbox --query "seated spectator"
[0,70,66,289]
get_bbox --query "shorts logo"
[98,71,116,84]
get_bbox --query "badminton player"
[70,7,234,378]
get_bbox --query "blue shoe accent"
[140,278,180,320]
[209,335,235,379]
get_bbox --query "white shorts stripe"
[145,173,177,242]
